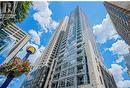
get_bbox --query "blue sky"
[0,1,130,88]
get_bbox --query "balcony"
[77,36,82,40]
[77,39,82,43]
[77,56,83,63]
[77,64,83,73]
[77,44,82,48]
[77,75,84,85]
[53,73,60,80]
[77,49,82,55]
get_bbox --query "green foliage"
[0,58,31,77]
[15,1,32,23]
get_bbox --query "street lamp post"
[0,46,36,88]
[23,46,36,60]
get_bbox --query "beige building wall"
[110,1,130,10]
[33,16,69,70]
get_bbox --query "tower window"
[77,32,82,36]
[60,70,67,77]
[77,64,83,73]
[77,56,83,63]
[51,82,58,88]
[77,39,82,43]
[57,59,62,65]
[97,66,100,72]
[77,75,84,85]
[55,66,61,72]
[68,67,75,75]
[77,30,81,33]
[66,77,74,87]
[59,79,65,87]
[62,62,68,69]
[59,54,64,59]
[77,44,82,48]
[77,36,82,40]
[53,73,60,80]
[77,49,82,54]
[100,76,103,84]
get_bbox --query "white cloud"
[50,20,59,29]
[109,64,123,81]
[29,29,40,45]
[116,56,125,63]
[93,14,119,44]
[33,1,59,34]
[16,42,45,65]
[117,80,130,88]
[109,64,130,88]
[123,67,128,73]
[108,40,129,55]
[106,39,129,63]
[28,2,59,46]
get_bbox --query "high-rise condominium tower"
[21,6,117,88]
[104,1,130,46]
[0,23,29,64]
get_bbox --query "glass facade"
[0,29,15,63]
[104,2,130,46]
[51,7,89,88]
